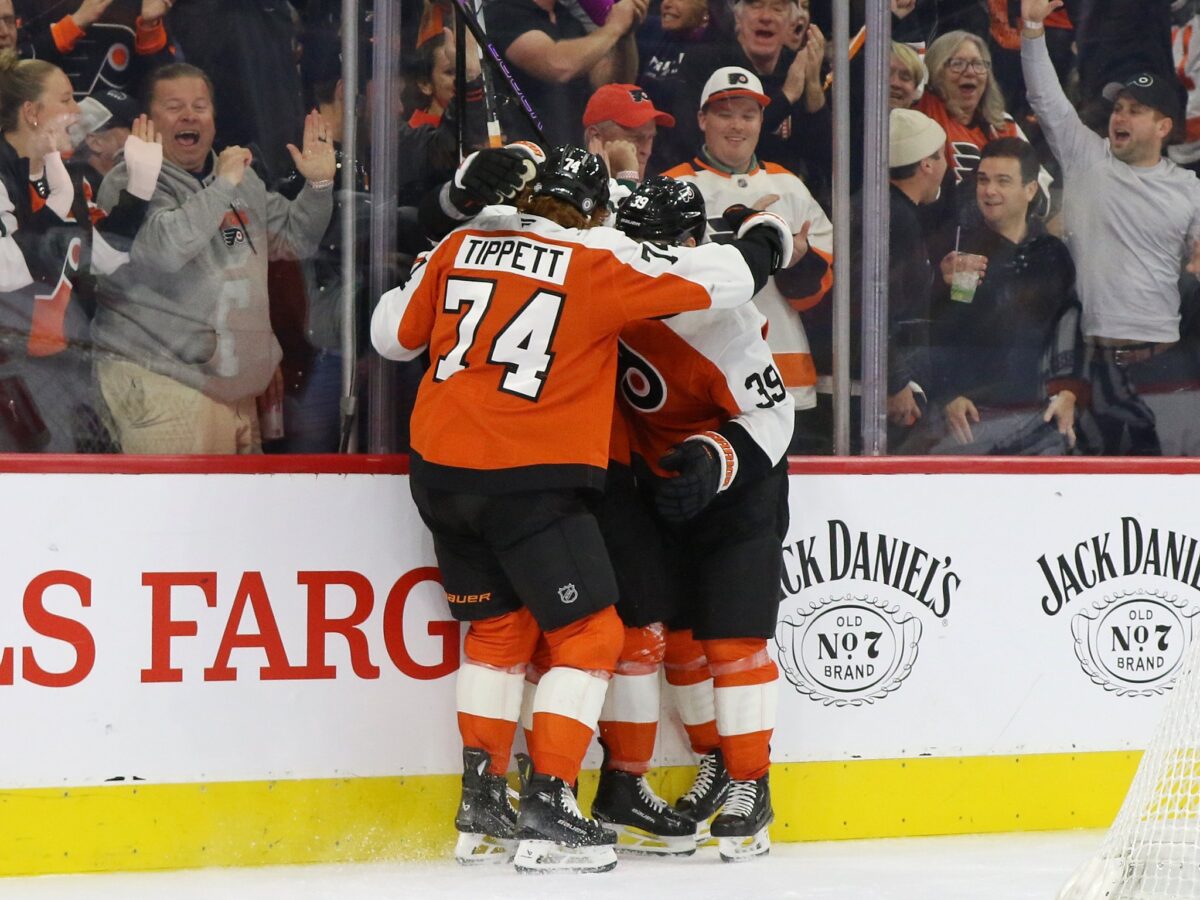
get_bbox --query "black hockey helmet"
[531,145,610,216]
[615,175,707,246]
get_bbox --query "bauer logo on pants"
[774,595,923,707]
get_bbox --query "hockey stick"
[448,0,546,142]
[823,25,866,91]
[472,0,505,148]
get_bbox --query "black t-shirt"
[485,0,591,148]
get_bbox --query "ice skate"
[513,772,618,873]
[710,775,773,862]
[674,749,731,846]
[454,747,518,865]
[592,767,698,856]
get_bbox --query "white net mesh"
[1060,632,1200,900]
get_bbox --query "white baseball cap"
[699,66,771,110]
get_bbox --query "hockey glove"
[722,204,791,274]
[655,433,738,522]
[448,146,541,216]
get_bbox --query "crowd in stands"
[0,0,1195,456]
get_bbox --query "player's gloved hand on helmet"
[448,145,542,216]
[723,203,791,274]
[656,435,734,522]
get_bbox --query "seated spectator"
[68,86,137,199]
[925,137,1083,455]
[91,63,334,454]
[0,0,16,51]
[636,0,732,163]
[0,50,160,452]
[917,31,1020,200]
[403,29,478,130]
[18,0,175,99]
[669,0,831,206]
[890,40,925,110]
[482,0,647,147]
[582,81,675,182]
[395,27,487,206]
[783,0,811,51]
[881,109,946,451]
[664,66,833,451]
[916,30,1051,247]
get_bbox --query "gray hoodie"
[93,153,333,402]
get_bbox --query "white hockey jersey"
[662,158,833,409]
[615,302,795,477]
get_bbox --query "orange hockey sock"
[527,606,623,783]
[598,623,665,774]
[703,637,778,782]
[664,628,719,755]
[457,608,540,775]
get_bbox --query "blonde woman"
[0,50,162,451]
[918,29,1020,183]
[890,40,926,110]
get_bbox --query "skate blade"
[601,822,697,856]
[717,827,771,862]
[695,817,717,848]
[454,832,516,865]
[513,839,618,874]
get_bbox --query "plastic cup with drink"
[948,228,986,303]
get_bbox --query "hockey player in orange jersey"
[595,176,793,862]
[370,146,790,873]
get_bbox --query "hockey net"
[1059,631,1200,900]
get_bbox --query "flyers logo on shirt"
[950,141,982,185]
[221,208,249,247]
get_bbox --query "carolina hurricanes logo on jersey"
[950,140,982,184]
[617,339,667,413]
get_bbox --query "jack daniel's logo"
[775,595,922,707]
[782,519,960,618]
[1039,518,1200,695]
[774,521,958,706]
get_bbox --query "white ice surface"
[0,830,1104,899]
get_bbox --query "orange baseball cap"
[583,84,676,128]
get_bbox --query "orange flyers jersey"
[915,94,1021,185]
[616,303,794,477]
[371,205,761,493]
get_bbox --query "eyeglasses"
[945,58,990,75]
[0,16,16,28]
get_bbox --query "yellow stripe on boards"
[0,752,1142,878]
